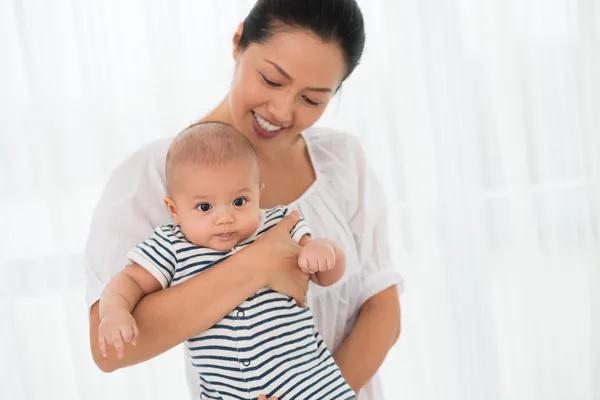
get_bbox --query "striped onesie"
[127,206,356,400]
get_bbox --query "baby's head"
[164,122,262,251]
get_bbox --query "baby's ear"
[259,182,265,193]
[163,196,180,224]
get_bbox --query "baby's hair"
[165,121,258,193]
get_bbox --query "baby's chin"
[208,243,237,252]
[204,233,247,252]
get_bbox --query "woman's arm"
[89,213,308,372]
[331,134,403,391]
[333,286,401,392]
[90,250,263,371]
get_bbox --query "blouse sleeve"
[347,136,405,308]
[83,139,172,309]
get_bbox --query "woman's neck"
[200,97,234,125]
[255,135,305,165]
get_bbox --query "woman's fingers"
[251,208,309,304]
[292,268,310,307]
[276,210,301,233]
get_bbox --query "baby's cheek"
[186,230,204,247]
[183,222,210,247]
[243,214,261,236]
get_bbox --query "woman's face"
[227,26,347,147]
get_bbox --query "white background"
[1,0,599,399]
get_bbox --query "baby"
[98,122,355,400]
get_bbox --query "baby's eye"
[233,198,247,207]
[197,203,212,212]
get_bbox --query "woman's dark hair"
[238,0,365,80]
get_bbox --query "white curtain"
[1,1,598,399]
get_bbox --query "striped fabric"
[127,206,355,400]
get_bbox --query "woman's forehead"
[246,29,346,87]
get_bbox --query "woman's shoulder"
[111,138,172,181]
[304,127,363,157]
[303,127,367,178]
[84,137,174,305]
[92,137,173,226]
[301,128,369,213]
[101,138,171,195]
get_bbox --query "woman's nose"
[267,93,294,126]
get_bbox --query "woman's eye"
[197,203,212,212]
[233,198,247,207]
[302,95,320,106]
[261,74,282,88]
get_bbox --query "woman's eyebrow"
[265,59,333,93]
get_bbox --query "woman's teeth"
[254,113,282,132]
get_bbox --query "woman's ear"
[164,196,181,225]
[232,22,244,60]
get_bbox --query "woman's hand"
[248,211,310,306]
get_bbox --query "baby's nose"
[216,211,235,224]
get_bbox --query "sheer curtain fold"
[1,1,598,399]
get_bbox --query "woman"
[85,0,404,399]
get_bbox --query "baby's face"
[167,158,261,251]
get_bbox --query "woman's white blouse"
[83,127,404,400]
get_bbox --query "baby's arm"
[98,263,162,359]
[298,235,346,287]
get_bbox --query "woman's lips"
[252,112,284,139]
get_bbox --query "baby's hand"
[98,308,139,359]
[298,239,336,274]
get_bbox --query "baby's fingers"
[132,323,140,346]
[298,256,311,273]
[98,335,108,358]
[323,254,335,271]
[120,325,134,344]
[111,332,125,359]
[316,257,329,272]
[310,259,320,273]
